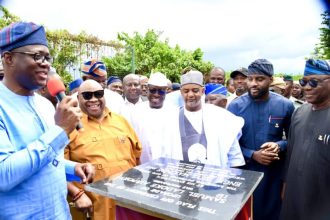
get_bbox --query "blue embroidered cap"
[304,59,330,76]
[107,76,122,85]
[69,78,83,92]
[0,22,48,54]
[205,83,227,95]
[248,59,274,77]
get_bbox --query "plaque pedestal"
[115,197,251,220]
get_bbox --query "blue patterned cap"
[0,22,48,54]
[69,78,83,92]
[304,59,330,76]
[205,83,227,95]
[81,58,107,77]
[107,76,122,85]
[248,59,273,77]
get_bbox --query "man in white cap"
[165,70,245,168]
[131,72,178,163]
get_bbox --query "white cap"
[181,70,204,86]
[148,72,168,87]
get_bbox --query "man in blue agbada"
[228,59,294,220]
[0,22,95,219]
[280,59,330,220]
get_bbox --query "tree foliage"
[313,11,330,59]
[0,6,20,27]
[46,29,121,84]
[102,30,214,82]
[1,7,213,84]
[0,7,120,85]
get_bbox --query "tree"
[1,7,213,84]
[313,11,330,59]
[0,7,120,86]
[46,29,121,85]
[102,30,214,82]
[0,6,20,27]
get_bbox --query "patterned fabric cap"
[81,59,107,77]
[69,78,83,92]
[205,83,227,95]
[304,59,330,76]
[0,22,47,54]
[107,76,122,85]
[248,59,274,77]
[181,70,204,86]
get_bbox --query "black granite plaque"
[86,158,263,220]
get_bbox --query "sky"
[1,0,326,74]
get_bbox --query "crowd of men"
[0,21,329,220]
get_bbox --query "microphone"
[47,68,83,131]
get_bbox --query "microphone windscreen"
[47,78,66,97]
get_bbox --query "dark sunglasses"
[299,77,330,88]
[149,88,166,95]
[81,90,104,100]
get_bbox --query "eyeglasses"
[149,88,166,95]
[11,51,53,64]
[81,90,104,100]
[299,77,330,88]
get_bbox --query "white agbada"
[120,97,143,123]
[130,101,178,164]
[164,103,245,168]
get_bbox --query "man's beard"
[248,87,268,100]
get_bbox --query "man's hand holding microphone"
[47,68,95,184]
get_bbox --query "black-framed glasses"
[149,88,166,95]
[11,51,53,64]
[81,90,104,100]
[299,77,330,88]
